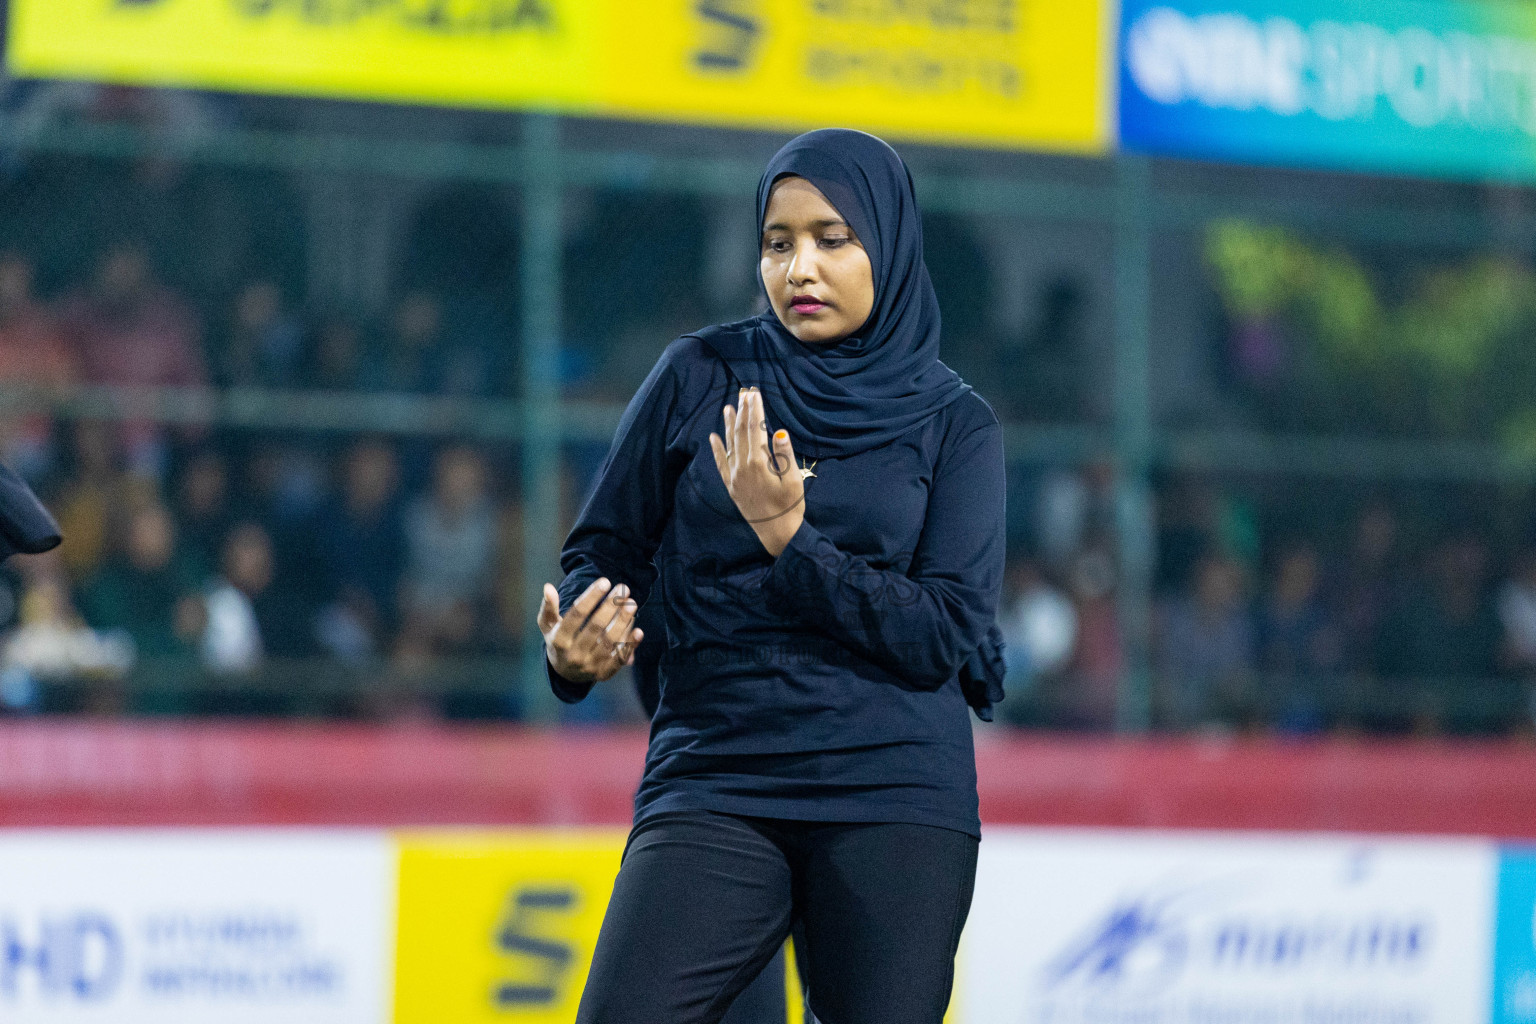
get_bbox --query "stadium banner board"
[6,825,1536,1022]
[960,829,1499,1024]
[1494,847,1536,1024]
[0,829,394,1024]
[391,829,626,1024]
[5,0,1111,154]
[1120,0,1536,181]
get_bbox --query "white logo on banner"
[1126,6,1536,133]
[0,830,393,1024]
[962,830,1496,1024]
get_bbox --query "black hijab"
[691,128,972,460]
[683,128,1007,721]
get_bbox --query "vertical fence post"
[1112,155,1155,733]
[519,114,566,723]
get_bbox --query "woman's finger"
[595,599,639,672]
[771,429,795,478]
[550,577,611,651]
[709,432,729,481]
[620,627,644,666]
[537,583,560,634]
[732,387,750,472]
[737,388,753,470]
[573,582,631,660]
[721,399,737,457]
[600,596,638,649]
[745,389,766,471]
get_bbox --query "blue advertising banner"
[1495,848,1536,1024]
[1118,0,1536,180]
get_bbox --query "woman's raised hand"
[538,577,642,684]
[709,386,806,558]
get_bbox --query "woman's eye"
[820,237,849,249]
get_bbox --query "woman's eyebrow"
[761,218,850,232]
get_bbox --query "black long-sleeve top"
[547,335,1006,838]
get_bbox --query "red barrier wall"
[0,722,1532,837]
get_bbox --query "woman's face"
[760,176,875,345]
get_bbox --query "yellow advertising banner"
[393,829,627,1024]
[7,0,1110,153]
[391,829,945,1024]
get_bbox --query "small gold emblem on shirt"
[799,458,818,481]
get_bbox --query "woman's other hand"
[538,577,642,684]
[709,387,805,558]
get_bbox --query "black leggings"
[576,810,979,1024]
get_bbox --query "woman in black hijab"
[538,128,1006,1024]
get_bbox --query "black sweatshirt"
[548,336,1005,838]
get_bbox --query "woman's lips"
[790,300,828,314]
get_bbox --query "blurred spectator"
[214,279,305,388]
[997,558,1077,707]
[1376,532,1499,684]
[53,420,133,580]
[1258,542,1340,675]
[0,250,78,481]
[1156,477,1217,595]
[1,565,132,714]
[364,291,476,395]
[315,439,407,661]
[398,445,495,655]
[76,501,201,662]
[1328,502,1402,674]
[245,444,327,528]
[307,314,367,391]
[174,448,233,584]
[491,497,526,652]
[200,523,274,674]
[1498,546,1536,674]
[65,242,205,390]
[1156,478,1260,595]
[1257,542,1339,732]
[1059,547,1123,729]
[1035,461,1117,572]
[60,241,207,477]
[433,297,497,398]
[1156,554,1255,729]
[241,444,326,657]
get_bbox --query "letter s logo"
[694,0,761,73]
[493,886,577,1007]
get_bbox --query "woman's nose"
[787,245,819,285]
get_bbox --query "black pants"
[576,810,979,1024]
[719,943,788,1024]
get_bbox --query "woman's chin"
[787,323,852,346]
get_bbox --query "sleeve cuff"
[761,517,826,610]
[545,651,595,704]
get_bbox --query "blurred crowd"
[0,242,535,719]
[2,237,1535,736]
[1000,465,1536,737]
[0,241,517,472]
